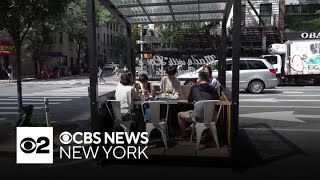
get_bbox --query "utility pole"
[86,0,98,132]
[140,24,143,68]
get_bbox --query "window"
[240,60,249,70]
[107,34,110,44]
[226,62,232,71]
[241,5,246,26]
[98,46,100,53]
[59,32,63,44]
[97,33,100,40]
[58,57,67,66]
[247,60,267,69]
[263,56,278,65]
[103,34,106,43]
[260,4,272,26]
[68,34,73,42]
[225,60,248,70]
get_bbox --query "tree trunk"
[15,43,23,109]
[34,57,38,78]
[77,41,82,66]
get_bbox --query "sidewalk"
[0,118,91,156]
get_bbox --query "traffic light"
[135,25,140,34]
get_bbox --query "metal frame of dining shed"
[86,0,240,158]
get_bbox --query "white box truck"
[261,40,320,85]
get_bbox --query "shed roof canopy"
[100,0,232,24]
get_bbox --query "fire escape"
[240,0,282,56]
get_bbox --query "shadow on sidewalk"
[233,123,307,173]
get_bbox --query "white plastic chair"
[107,100,133,133]
[141,101,169,149]
[190,100,222,150]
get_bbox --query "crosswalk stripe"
[0,112,17,115]
[7,96,83,98]
[0,99,72,101]
[28,93,88,95]
[0,107,43,109]
[0,102,60,105]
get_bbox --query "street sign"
[136,40,147,44]
[143,25,149,29]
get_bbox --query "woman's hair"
[138,74,148,82]
[198,71,210,82]
[166,66,177,75]
[202,65,212,76]
[120,72,133,86]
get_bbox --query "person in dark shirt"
[177,71,219,140]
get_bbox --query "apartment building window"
[110,35,113,43]
[286,5,302,14]
[260,3,272,26]
[59,56,67,66]
[103,34,106,43]
[68,34,73,42]
[98,46,100,53]
[70,57,74,67]
[241,5,246,26]
[97,33,100,40]
[59,32,63,44]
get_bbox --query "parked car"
[177,61,217,85]
[104,62,119,70]
[177,58,279,93]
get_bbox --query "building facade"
[96,22,126,66]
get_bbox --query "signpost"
[143,25,149,29]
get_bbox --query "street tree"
[62,0,113,67]
[0,0,70,109]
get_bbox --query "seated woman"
[202,65,218,90]
[160,66,181,94]
[137,74,151,94]
[115,72,141,120]
[137,74,152,123]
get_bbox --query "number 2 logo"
[20,137,50,154]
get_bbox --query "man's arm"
[188,86,195,103]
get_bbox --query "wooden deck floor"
[145,139,230,158]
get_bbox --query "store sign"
[301,32,320,39]
[0,41,15,55]
[136,54,217,76]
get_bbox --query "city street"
[237,86,320,176]
[0,73,118,125]
[1,76,320,177]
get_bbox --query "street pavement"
[0,74,118,124]
[0,76,320,178]
[236,86,320,177]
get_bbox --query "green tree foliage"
[157,22,204,49]
[0,0,70,109]
[61,0,113,66]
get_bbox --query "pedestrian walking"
[123,66,128,72]
[113,65,120,80]
[98,66,105,83]
[6,65,13,82]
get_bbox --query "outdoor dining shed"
[86,0,241,164]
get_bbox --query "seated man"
[177,71,220,140]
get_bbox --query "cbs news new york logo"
[16,127,53,164]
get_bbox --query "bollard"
[44,98,51,127]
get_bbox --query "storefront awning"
[0,41,15,55]
[42,52,65,57]
[99,0,232,24]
